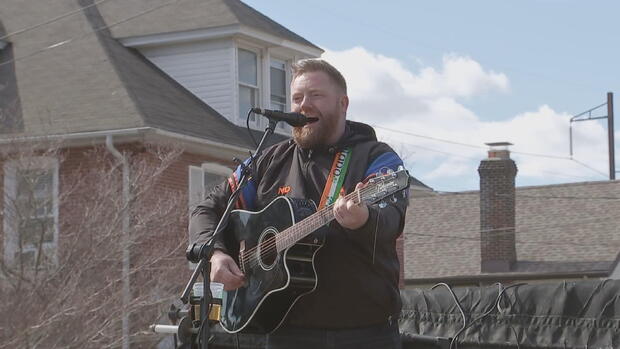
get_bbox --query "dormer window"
[131,31,319,136]
[270,59,286,112]
[238,48,260,127]
[236,48,292,133]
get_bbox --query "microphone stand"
[180,119,278,349]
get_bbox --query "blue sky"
[244,0,620,191]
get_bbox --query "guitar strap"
[318,147,352,209]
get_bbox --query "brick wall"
[0,142,234,275]
[478,155,518,273]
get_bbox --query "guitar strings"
[239,188,360,269]
[239,172,404,270]
[243,177,400,267]
[239,191,350,270]
[241,185,372,259]
[239,198,336,270]
[239,184,382,270]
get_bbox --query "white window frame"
[269,58,288,112]
[188,162,231,269]
[269,57,292,134]
[237,46,262,129]
[3,157,59,268]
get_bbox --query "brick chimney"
[478,142,517,273]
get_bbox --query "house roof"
[0,0,307,148]
[404,180,620,283]
[84,2,260,149]
[98,0,321,51]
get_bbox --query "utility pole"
[607,92,615,180]
[569,92,615,180]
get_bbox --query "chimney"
[478,142,517,273]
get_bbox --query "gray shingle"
[0,0,294,147]
[405,181,620,281]
[99,0,321,51]
[83,0,256,148]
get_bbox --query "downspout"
[105,135,131,349]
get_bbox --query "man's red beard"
[292,124,319,149]
[292,111,341,149]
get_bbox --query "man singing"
[190,58,408,349]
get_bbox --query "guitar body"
[217,169,410,334]
[220,196,325,334]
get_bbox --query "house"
[0,0,323,347]
[403,143,620,288]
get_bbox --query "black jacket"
[189,120,409,329]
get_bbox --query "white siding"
[141,39,235,120]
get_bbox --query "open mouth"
[306,117,319,124]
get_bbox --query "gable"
[98,0,320,52]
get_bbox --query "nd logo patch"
[278,185,291,195]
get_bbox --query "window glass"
[4,161,57,269]
[239,85,257,122]
[238,48,259,124]
[270,60,286,111]
[238,49,257,86]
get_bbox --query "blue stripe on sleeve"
[233,158,257,211]
[364,151,403,178]
[242,180,257,210]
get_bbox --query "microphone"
[251,108,309,127]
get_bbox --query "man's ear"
[340,95,349,115]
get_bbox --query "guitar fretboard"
[274,186,372,252]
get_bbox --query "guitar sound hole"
[258,228,279,271]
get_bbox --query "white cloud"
[321,47,610,190]
[324,47,508,100]
[424,158,477,180]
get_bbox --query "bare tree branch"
[0,142,191,348]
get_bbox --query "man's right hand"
[210,249,245,291]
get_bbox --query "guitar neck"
[273,169,408,252]
[275,188,366,252]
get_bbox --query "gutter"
[0,127,251,153]
[0,127,151,143]
[105,135,131,349]
[119,24,323,57]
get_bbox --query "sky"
[244,0,620,192]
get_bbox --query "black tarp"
[400,279,620,348]
[200,279,620,348]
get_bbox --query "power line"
[570,158,608,178]
[513,194,620,200]
[0,0,181,68]
[387,136,606,183]
[406,213,620,248]
[383,138,478,160]
[373,123,611,180]
[0,0,117,41]
[373,124,485,150]
[533,169,599,181]
[376,124,576,161]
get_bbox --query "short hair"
[291,59,347,95]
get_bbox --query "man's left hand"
[333,182,369,230]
